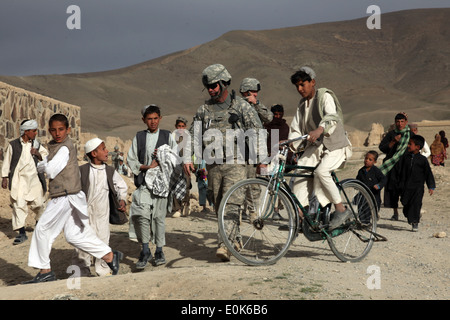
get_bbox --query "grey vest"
[79,163,116,200]
[134,129,170,187]
[47,137,81,198]
[300,88,350,151]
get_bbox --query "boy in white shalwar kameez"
[73,138,128,277]
[1,120,48,245]
[23,114,122,284]
[288,67,353,230]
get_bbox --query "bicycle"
[217,135,387,266]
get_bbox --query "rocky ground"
[0,156,448,303]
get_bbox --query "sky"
[0,0,449,76]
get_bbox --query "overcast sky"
[0,0,448,76]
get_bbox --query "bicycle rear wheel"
[217,178,297,266]
[326,179,378,262]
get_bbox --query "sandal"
[13,234,28,245]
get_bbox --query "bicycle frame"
[262,135,359,237]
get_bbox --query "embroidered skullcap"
[395,112,408,120]
[84,137,104,154]
[176,116,188,125]
[20,120,38,136]
[299,66,316,80]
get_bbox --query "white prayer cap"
[84,138,104,154]
[20,120,38,136]
[299,66,316,80]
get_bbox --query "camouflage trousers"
[206,163,247,214]
[207,163,247,248]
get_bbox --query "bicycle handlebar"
[279,134,309,146]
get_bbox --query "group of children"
[356,113,435,232]
[1,114,124,283]
[1,105,436,283]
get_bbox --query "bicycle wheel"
[217,178,297,266]
[326,179,378,262]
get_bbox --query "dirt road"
[0,162,448,301]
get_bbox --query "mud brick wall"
[0,81,81,162]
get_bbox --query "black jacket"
[392,152,435,204]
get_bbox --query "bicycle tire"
[326,179,378,262]
[217,178,297,266]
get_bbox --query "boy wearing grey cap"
[127,104,178,268]
[288,67,352,230]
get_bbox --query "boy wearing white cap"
[1,119,48,245]
[74,138,128,276]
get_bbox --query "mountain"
[1,8,449,140]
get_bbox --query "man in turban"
[1,119,48,245]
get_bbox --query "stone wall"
[0,81,81,161]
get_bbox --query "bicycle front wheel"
[326,179,378,262]
[217,178,297,266]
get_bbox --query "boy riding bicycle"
[288,67,352,230]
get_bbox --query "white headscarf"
[20,120,38,136]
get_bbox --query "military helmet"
[239,77,261,93]
[202,64,232,87]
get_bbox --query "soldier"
[109,146,120,171]
[183,64,263,262]
[239,78,274,219]
[239,78,273,125]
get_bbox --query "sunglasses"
[205,82,219,90]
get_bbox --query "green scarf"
[380,126,410,175]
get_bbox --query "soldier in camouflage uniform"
[239,78,273,125]
[183,64,263,261]
[239,78,279,219]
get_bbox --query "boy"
[356,150,386,210]
[288,66,352,230]
[1,119,48,245]
[265,104,291,219]
[171,116,191,218]
[409,123,431,158]
[24,114,122,284]
[75,138,128,276]
[392,135,435,231]
[127,105,178,269]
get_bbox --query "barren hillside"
[0,8,449,140]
